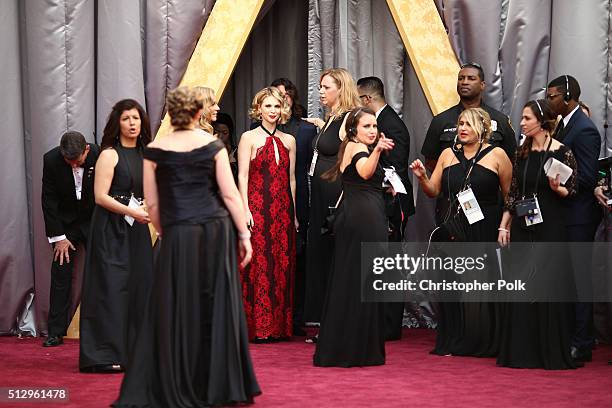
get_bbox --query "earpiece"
[563,75,571,103]
[535,100,544,118]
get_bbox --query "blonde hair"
[166,86,204,130]
[248,87,290,125]
[194,86,216,134]
[320,68,361,118]
[458,107,492,143]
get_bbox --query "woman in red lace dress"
[238,87,297,341]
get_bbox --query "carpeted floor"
[1,329,611,407]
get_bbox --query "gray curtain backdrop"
[0,0,212,335]
[1,0,611,335]
[219,0,309,138]
[306,0,612,240]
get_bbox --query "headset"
[563,75,571,104]
[347,107,363,136]
[522,100,545,137]
[535,99,544,118]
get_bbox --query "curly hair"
[166,86,204,130]
[248,87,290,124]
[194,86,216,134]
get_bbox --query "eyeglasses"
[546,93,563,100]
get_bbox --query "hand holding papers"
[544,157,573,185]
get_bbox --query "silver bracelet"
[238,231,251,240]
[498,227,509,233]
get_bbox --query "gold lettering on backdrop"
[386,0,460,115]
[69,0,459,339]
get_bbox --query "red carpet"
[1,329,611,407]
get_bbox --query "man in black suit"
[547,75,602,363]
[41,131,100,347]
[358,76,415,340]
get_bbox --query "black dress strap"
[351,151,370,165]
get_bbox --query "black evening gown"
[304,113,346,323]
[313,151,386,367]
[80,144,153,371]
[431,146,503,357]
[497,146,578,369]
[113,140,260,407]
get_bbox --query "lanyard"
[520,137,553,199]
[455,143,484,191]
[313,115,335,151]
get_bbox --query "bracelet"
[498,227,509,233]
[238,231,251,240]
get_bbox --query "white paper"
[457,188,484,224]
[543,157,573,185]
[383,167,407,194]
[124,195,141,226]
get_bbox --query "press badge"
[524,197,544,226]
[457,188,484,224]
[308,150,319,177]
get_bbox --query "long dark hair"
[519,99,558,159]
[322,107,377,181]
[270,77,306,119]
[100,99,152,149]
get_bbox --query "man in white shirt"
[41,131,99,347]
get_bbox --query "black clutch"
[321,203,344,236]
[514,197,539,218]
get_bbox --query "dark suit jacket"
[291,119,317,225]
[377,105,416,217]
[559,109,601,226]
[41,143,100,238]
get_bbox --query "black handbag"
[514,196,539,217]
[321,191,344,235]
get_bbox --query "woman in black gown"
[497,99,578,369]
[313,107,394,367]
[79,99,153,372]
[410,108,512,357]
[303,68,360,332]
[113,86,260,407]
